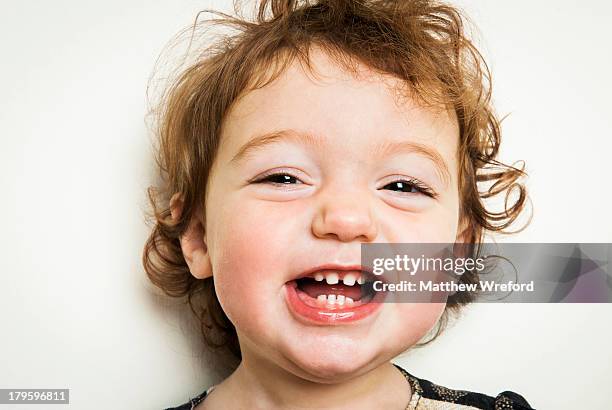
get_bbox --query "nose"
[311,188,378,243]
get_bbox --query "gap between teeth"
[313,272,365,285]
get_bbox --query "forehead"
[218,47,459,169]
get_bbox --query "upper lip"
[290,263,375,282]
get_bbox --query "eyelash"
[252,172,437,198]
[251,172,303,188]
[384,177,438,198]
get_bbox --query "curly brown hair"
[142,0,530,361]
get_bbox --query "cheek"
[207,201,295,331]
[383,206,460,243]
[390,302,447,346]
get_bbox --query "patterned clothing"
[165,363,534,410]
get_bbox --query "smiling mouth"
[284,270,385,324]
[291,270,377,308]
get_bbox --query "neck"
[223,345,411,410]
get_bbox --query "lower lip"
[284,281,386,325]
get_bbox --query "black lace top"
[165,363,534,409]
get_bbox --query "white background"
[1,1,611,409]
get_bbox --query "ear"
[169,193,213,279]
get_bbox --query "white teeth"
[325,272,339,285]
[316,294,352,307]
[311,271,364,285]
[342,273,357,286]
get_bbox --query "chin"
[281,336,382,382]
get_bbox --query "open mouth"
[291,271,378,308]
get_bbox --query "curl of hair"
[142,0,531,361]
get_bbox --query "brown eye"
[384,181,419,193]
[381,178,437,198]
[255,173,302,185]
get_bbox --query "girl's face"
[202,48,462,382]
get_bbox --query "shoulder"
[394,364,535,410]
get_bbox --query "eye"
[252,172,303,186]
[380,178,437,198]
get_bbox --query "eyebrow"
[230,129,451,187]
[372,139,452,188]
[230,129,324,164]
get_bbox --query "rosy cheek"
[209,204,289,324]
[394,303,447,343]
[386,212,459,243]
[212,231,266,318]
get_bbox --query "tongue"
[299,280,363,301]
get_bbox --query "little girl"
[143,0,533,408]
